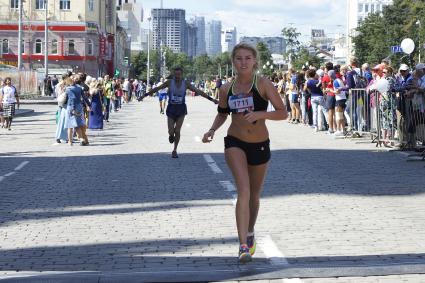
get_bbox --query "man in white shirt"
[0,77,20,130]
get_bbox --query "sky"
[139,0,347,42]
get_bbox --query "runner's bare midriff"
[227,114,269,143]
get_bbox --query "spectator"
[44,75,53,96]
[304,69,324,131]
[0,77,19,131]
[64,75,89,146]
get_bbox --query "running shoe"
[247,234,256,256]
[168,134,175,144]
[171,150,178,158]
[238,244,252,263]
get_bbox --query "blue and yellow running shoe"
[247,234,256,256]
[238,244,252,263]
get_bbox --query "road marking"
[14,161,29,171]
[258,235,289,266]
[208,163,223,173]
[186,123,191,128]
[4,172,16,177]
[282,279,304,283]
[194,136,201,142]
[219,181,236,192]
[203,154,215,163]
[203,154,223,174]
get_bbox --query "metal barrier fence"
[348,88,425,159]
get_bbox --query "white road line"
[14,161,29,171]
[194,136,201,142]
[203,154,223,174]
[4,172,16,177]
[219,181,236,192]
[258,235,289,266]
[203,154,215,163]
[186,123,191,127]
[208,163,223,174]
[282,279,304,283]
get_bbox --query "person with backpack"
[0,77,20,131]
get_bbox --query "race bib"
[170,93,184,104]
[229,93,254,113]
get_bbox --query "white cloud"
[141,0,347,42]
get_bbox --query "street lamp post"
[17,0,23,70]
[44,0,48,78]
[147,16,151,87]
[417,20,422,63]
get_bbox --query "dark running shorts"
[326,95,336,109]
[224,135,271,166]
[335,99,347,109]
[166,103,187,121]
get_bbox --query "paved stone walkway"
[0,97,424,282]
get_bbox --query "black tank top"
[226,74,268,114]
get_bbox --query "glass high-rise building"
[206,20,222,57]
[152,8,187,53]
[194,17,207,56]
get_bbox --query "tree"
[131,51,147,80]
[281,27,301,63]
[256,42,272,76]
[353,0,425,67]
[292,47,324,70]
[212,52,232,78]
[256,42,271,65]
[193,54,213,81]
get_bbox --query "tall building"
[311,29,334,51]
[116,0,143,22]
[205,20,222,57]
[151,8,186,53]
[347,0,393,61]
[194,16,206,56]
[117,0,144,52]
[240,37,286,54]
[186,22,197,58]
[0,0,122,77]
[221,27,237,53]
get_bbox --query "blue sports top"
[168,79,186,105]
